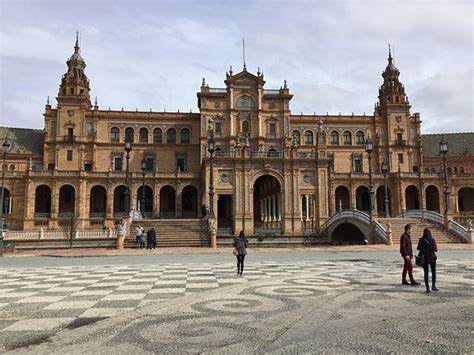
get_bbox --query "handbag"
[415,253,425,267]
[232,248,238,256]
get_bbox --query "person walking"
[146,228,152,249]
[135,225,144,244]
[149,227,157,249]
[233,231,249,276]
[139,229,146,249]
[417,228,438,293]
[400,224,420,286]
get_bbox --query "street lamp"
[439,137,450,214]
[140,159,147,218]
[365,137,376,216]
[381,160,390,218]
[0,139,10,239]
[207,121,216,216]
[123,138,132,216]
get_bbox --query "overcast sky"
[1,0,472,133]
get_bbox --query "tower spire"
[75,31,80,54]
[242,38,246,70]
[388,44,393,64]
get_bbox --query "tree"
[61,213,80,249]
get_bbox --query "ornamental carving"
[218,171,233,185]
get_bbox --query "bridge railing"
[448,220,469,243]
[5,229,117,240]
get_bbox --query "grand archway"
[405,185,420,210]
[59,185,75,217]
[160,185,176,218]
[182,185,198,217]
[35,185,51,217]
[335,186,350,211]
[137,185,153,217]
[253,175,281,232]
[355,186,370,212]
[376,186,391,216]
[332,223,366,244]
[458,187,474,211]
[426,185,440,212]
[90,185,107,218]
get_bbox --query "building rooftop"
[422,132,474,158]
[0,127,44,155]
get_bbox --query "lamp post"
[365,137,376,217]
[140,159,146,218]
[207,119,217,248]
[123,138,132,216]
[439,137,450,214]
[0,139,10,240]
[381,160,390,218]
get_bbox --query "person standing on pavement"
[233,231,249,275]
[400,224,420,286]
[146,228,152,249]
[149,227,157,249]
[135,225,144,244]
[140,229,147,249]
[417,228,439,293]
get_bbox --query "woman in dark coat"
[233,231,249,275]
[417,228,438,293]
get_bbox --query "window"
[330,131,339,145]
[305,131,313,145]
[114,157,123,171]
[356,131,364,145]
[292,130,301,145]
[236,95,256,109]
[86,123,94,136]
[67,127,74,138]
[460,167,465,173]
[145,158,154,172]
[413,165,419,173]
[354,159,362,173]
[125,127,134,142]
[66,150,73,161]
[167,128,176,144]
[396,133,403,142]
[269,123,276,137]
[153,128,162,144]
[343,131,352,145]
[110,127,120,142]
[48,163,55,171]
[84,163,92,172]
[398,153,404,164]
[177,157,186,172]
[139,128,148,143]
[318,132,326,144]
[215,122,222,137]
[242,120,250,134]
[181,128,190,144]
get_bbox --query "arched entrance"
[426,185,440,212]
[90,185,107,217]
[458,187,474,211]
[160,185,176,218]
[355,186,370,212]
[35,185,51,217]
[113,185,126,216]
[217,194,233,235]
[332,223,366,244]
[376,186,391,216]
[59,185,75,217]
[405,185,420,210]
[137,185,153,217]
[182,185,198,218]
[1,188,10,215]
[253,175,281,232]
[335,186,350,211]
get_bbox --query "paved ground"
[0,247,473,353]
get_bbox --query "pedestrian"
[417,228,439,293]
[400,224,420,286]
[140,229,146,249]
[146,228,152,249]
[150,227,157,249]
[233,230,249,275]
[135,225,143,244]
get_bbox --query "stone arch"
[59,185,75,215]
[236,94,256,109]
[335,186,350,211]
[182,185,198,217]
[343,130,352,145]
[458,187,474,211]
[1,187,10,215]
[355,185,370,212]
[166,128,176,144]
[35,185,51,215]
[376,185,391,215]
[253,174,282,231]
[124,127,134,142]
[139,127,149,143]
[331,222,366,244]
[113,185,127,215]
[180,128,190,144]
[90,185,107,215]
[291,130,301,145]
[304,130,313,145]
[405,185,420,210]
[137,185,153,215]
[426,185,440,212]
[160,185,176,217]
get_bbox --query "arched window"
[139,128,148,143]
[318,132,326,144]
[292,130,301,145]
[330,131,339,145]
[153,128,162,144]
[125,127,134,143]
[181,128,190,144]
[242,120,250,134]
[356,131,365,145]
[236,95,256,109]
[343,131,352,145]
[110,127,120,142]
[167,128,176,144]
[304,131,313,145]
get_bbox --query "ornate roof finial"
[94,97,98,106]
[202,77,206,86]
[46,96,50,105]
[75,31,80,54]
[284,80,288,89]
[242,38,246,70]
[229,65,233,75]
[257,67,260,76]
[388,43,393,64]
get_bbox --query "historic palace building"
[1,37,473,239]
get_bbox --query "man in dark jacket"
[149,227,156,249]
[400,224,420,286]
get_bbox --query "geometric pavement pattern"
[0,259,473,352]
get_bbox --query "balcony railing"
[250,151,283,158]
[34,213,51,219]
[215,150,234,158]
[394,139,407,146]
[63,135,75,143]
[90,212,106,219]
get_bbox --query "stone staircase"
[378,218,463,243]
[126,219,209,248]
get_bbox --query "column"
[305,194,309,220]
[260,198,264,221]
